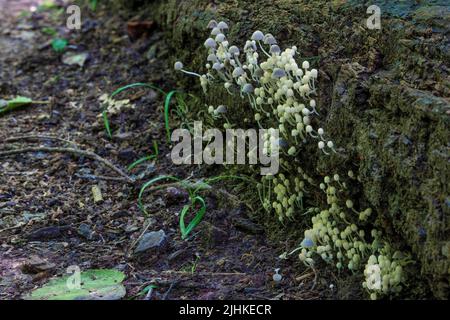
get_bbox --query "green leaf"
[0,96,34,115]
[51,38,68,53]
[102,109,112,138]
[25,269,126,300]
[7,96,33,108]
[180,196,206,240]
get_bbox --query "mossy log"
[118,0,449,298]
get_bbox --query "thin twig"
[3,135,79,146]
[0,146,134,183]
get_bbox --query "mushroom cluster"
[174,20,413,300]
[363,245,411,300]
[174,20,335,155]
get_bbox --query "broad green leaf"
[7,96,33,108]
[26,269,126,300]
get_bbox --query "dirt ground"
[0,1,330,300]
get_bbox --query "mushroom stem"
[180,69,201,77]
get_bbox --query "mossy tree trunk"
[117,0,449,298]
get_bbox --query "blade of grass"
[127,141,160,171]
[164,90,177,143]
[102,109,112,138]
[127,155,156,171]
[180,196,206,240]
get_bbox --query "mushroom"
[207,19,217,29]
[215,33,226,42]
[264,33,277,45]
[228,45,240,56]
[269,44,281,55]
[251,30,264,41]
[232,67,245,78]
[272,68,286,79]
[217,21,229,30]
[207,53,218,62]
[242,83,254,93]
[174,61,201,77]
[204,38,217,49]
[210,27,221,36]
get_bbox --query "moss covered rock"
[117,0,449,298]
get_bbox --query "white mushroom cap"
[272,68,286,78]
[242,83,254,93]
[174,61,184,70]
[204,38,217,49]
[232,67,245,78]
[207,54,218,62]
[264,34,277,45]
[212,62,223,70]
[217,21,229,30]
[269,44,281,54]
[251,30,264,41]
[244,40,257,51]
[228,45,240,56]
[210,27,221,35]
[215,33,226,42]
[207,20,217,29]
[216,105,227,113]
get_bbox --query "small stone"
[135,230,167,254]
[78,223,93,240]
[62,52,89,67]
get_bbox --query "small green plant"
[127,141,159,171]
[102,83,165,138]
[138,174,250,240]
[88,0,98,11]
[51,38,68,53]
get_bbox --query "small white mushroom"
[273,268,282,282]
[204,38,217,49]
[207,20,217,29]
[216,105,227,113]
[217,21,229,30]
[212,62,223,70]
[207,54,218,62]
[242,83,254,93]
[210,27,221,36]
[251,30,264,41]
[269,44,281,55]
[272,68,286,79]
[264,33,277,45]
[228,45,240,56]
[174,61,183,70]
[232,67,245,78]
[215,33,226,42]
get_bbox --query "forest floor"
[0,1,331,300]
